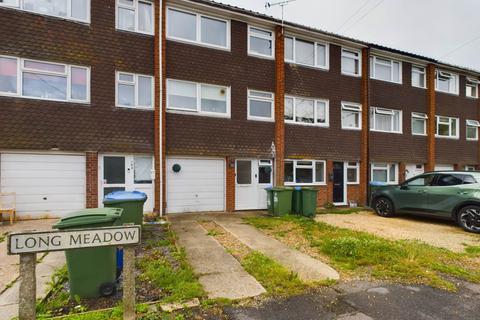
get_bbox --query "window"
[284,160,326,185]
[248,26,274,58]
[116,72,153,109]
[371,163,398,184]
[117,0,154,35]
[167,79,230,117]
[285,96,329,126]
[0,0,90,22]
[258,159,273,184]
[167,7,229,49]
[341,48,361,76]
[0,56,89,103]
[341,102,362,130]
[134,156,152,184]
[411,112,427,136]
[434,174,465,187]
[248,90,274,121]
[285,36,329,69]
[346,162,359,184]
[411,65,426,88]
[370,107,402,133]
[404,174,435,187]
[466,119,480,141]
[370,56,402,83]
[435,70,458,95]
[465,165,476,172]
[466,77,479,98]
[435,116,459,139]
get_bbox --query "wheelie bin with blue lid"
[103,191,147,226]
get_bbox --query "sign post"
[8,225,141,320]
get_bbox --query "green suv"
[371,171,480,233]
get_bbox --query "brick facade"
[86,151,98,208]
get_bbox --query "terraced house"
[0,0,479,218]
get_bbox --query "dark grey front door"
[333,162,345,204]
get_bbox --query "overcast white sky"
[216,0,480,71]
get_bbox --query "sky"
[216,0,480,71]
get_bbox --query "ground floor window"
[284,159,326,185]
[346,162,359,184]
[465,165,476,172]
[371,163,398,184]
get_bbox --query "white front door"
[405,164,424,180]
[99,155,154,212]
[235,159,273,210]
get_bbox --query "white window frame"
[166,6,231,51]
[166,78,231,118]
[466,119,480,141]
[370,107,403,134]
[285,95,330,127]
[435,70,459,95]
[465,165,476,172]
[435,115,459,139]
[0,55,90,103]
[284,159,326,186]
[466,77,479,99]
[115,71,154,110]
[247,89,274,122]
[116,0,154,35]
[341,48,362,77]
[341,102,362,130]
[411,65,426,89]
[370,55,402,84]
[247,25,275,59]
[411,112,428,136]
[346,161,360,185]
[285,35,329,70]
[371,163,398,185]
[0,0,90,23]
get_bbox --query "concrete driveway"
[315,211,480,252]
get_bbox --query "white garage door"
[0,153,86,219]
[167,158,225,213]
[435,164,454,171]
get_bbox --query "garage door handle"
[43,197,47,200]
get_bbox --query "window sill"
[285,121,330,128]
[247,116,275,123]
[166,36,231,52]
[0,93,90,105]
[166,109,231,119]
[116,105,154,111]
[0,4,91,24]
[435,135,459,140]
[370,129,403,134]
[412,133,427,136]
[371,77,403,85]
[435,89,459,96]
[347,182,360,185]
[248,52,275,60]
[342,126,362,131]
[341,71,362,78]
[411,85,427,90]
[285,61,329,72]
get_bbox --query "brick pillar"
[153,0,161,214]
[398,162,406,183]
[225,157,235,212]
[326,160,334,203]
[161,0,167,213]
[86,151,98,208]
[359,48,370,206]
[426,64,436,172]
[274,25,285,186]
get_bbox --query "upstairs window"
[466,77,479,98]
[117,0,154,35]
[116,72,153,109]
[370,56,402,83]
[248,90,274,121]
[411,112,427,136]
[167,7,229,49]
[285,96,329,127]
[411,65,426,88]
[435,116,459,139]
[0,56,89,103]
[371,163,398,184]
[248,26,274,58]
[341,48,361,76]
[167,79,230,117]
[0,0,90,22]
[370,107,402,133]
[285,36,328,69]
[466,119,480,141]
[284,160,326,185]
[341,102,362,130]
[435,70,458,95]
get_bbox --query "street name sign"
[8,225,141,255]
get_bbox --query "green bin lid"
[271,187,294,191]
[53,208,123,229]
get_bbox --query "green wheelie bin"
[265,187,274,214]
[301,187,319,218]
[292,186,302,214]
[272,187,293,216]
[103,191,147,226]
[53,208,123,298]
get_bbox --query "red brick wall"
[275,26,285,186]
[426,64,436,172]
[360,48,370,205]
[86,151,98,208]
[225,157,236,212]
[0,1,156,154]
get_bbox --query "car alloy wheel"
[374,197,393,217]
[458,206,480,233]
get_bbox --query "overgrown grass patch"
[245,215,480,291]
[316,207,371,215]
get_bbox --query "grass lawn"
[316,207,371,215]
[245,215,480,291]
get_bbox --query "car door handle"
[458,191,468,195]
[417,190,427,193]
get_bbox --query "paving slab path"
[213,216,340,282]
[169,218,266,300]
